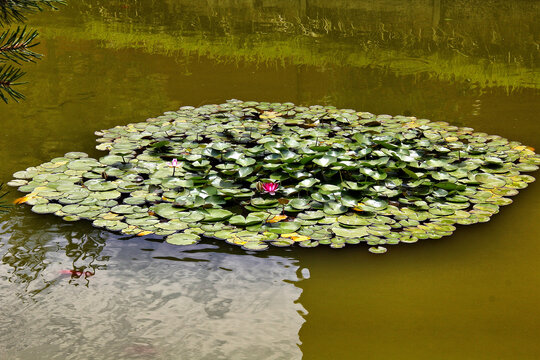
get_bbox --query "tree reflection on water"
[0,209,306,359]
[1,210,109,292]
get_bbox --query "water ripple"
[0,215,305,360]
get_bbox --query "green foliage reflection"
[37,0,539,90]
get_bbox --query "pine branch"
[0,64,25,102]
[0,26,40,64]
[0,1,66,102]
[0,0,26,25]
[0,0,66,26]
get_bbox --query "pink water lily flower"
[257,181,279,195]
[168,158,180,176]
[168,158,180,167]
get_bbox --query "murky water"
[1,1,539,359]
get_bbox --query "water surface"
[1,1,539,359]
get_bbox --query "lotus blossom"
[256,181,279,195]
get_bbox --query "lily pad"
[265,221,302,234]
[31,203,63,214]
[229,214,265,226]
[323,201,348,215]
[369,246,388,254]
[475,174,507,188]
[242,242,269,251]
[337,215,371,227]
[166,233,201,245]
[331,226,368,238]
[201,209,234,222]
[68,159,101,171]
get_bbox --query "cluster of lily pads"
[9,100,539,253]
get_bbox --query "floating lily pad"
[124,197,147,205]
[179,211,205,223]
[7,179,28,187]
[250,197,279,208]
[289,198,311,210]
[31,203,63,214]
[297,178,320,188]
[151,203,182,219]
[265,221,302,234]
[337,215,371,227]
[475,174,507,188]
[61,204,92,214]
[166,233,201,245]
[92,190,121,200]
[68,159,101,171]
[229,214,264,226]
[155,220,188,231]
[201,208,234,222]
[299,240,319,248]
[331,226,368,238]
[271,238,295,247]
[515,163,539,172]
[111,205,140,214]
[368,246,387,254]
[242,242,269,251]
[65,152,88,159]
[298,211,325,221]
[84,179,118,191]
[323,201,348,215]
[63,215,80,222]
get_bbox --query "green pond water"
[1,1,539,359]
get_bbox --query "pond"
[1,1,539,359]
